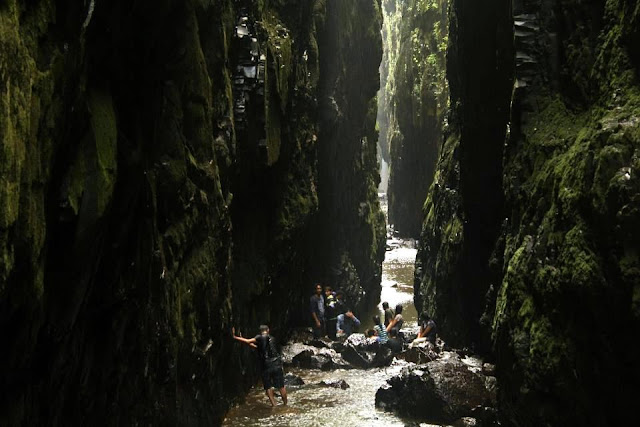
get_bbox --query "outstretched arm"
[418,324,432,338]
[232,327,257,349]
[386,317,397,333]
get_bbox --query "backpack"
[258,335,281,366]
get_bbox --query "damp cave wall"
[0,0,385,424]
[383,0,449,238]
[414,0,640,425]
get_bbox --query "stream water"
[223,195,428,426]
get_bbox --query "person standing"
[232,325,288,406]
[310,284,325,338]
[324,286,338,340]
[382,301,394,327]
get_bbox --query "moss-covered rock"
[416,0,640,424]
[382,0,449,237]
[1,0,387,424]
[312,0,386,312]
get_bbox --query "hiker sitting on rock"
[386,304,404,336]
[410,312,438,349]
[373,315,389,344]
[232,325,288,407]
[336,308,360,338]
[366,329,379,344]
[418,312,437,344]
[386,327,403,353]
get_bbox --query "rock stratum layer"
[0,0,384,424]
[415,0,640,425]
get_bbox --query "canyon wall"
[383,0,448,237]
[0,0,384,424]
[415,0,640,424]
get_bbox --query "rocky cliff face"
[312,0,386,311]
[415,0,640,424]
[382,0,448,237]
[0,0,384,424]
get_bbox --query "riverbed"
[223,218,425,426]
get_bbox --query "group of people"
[310,284,361,340]
[230,284,438,408]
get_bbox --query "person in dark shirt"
[310,284,325,338]
[334,290,346,315]
[386,327,403,353]
[417,312,437,345]
[232,325,287,406]
[382,301,394,327]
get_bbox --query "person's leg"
[265,388,277,406]
[272,366,286,405]
[326,319,336,340]
[313,324,321,338]
[263,370,277,406]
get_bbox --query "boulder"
[371,346,395,367]
[288,328,314,344]
[281,343,316,364]
[317,379,350,389]
[328,341,345,353]
[341,334,393,368]
[482,363,496,376]
[375,352,496,424]
[453,417,478,427]
[287,345,351,370]
[283,373,304,386]
[400,330,418,344]
[399,344,437,364]
[307,338,332,348]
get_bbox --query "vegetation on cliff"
[415,0,640,424]
[382,0,449,237]
[0,0,385,424]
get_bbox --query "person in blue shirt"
[372,315,389,344]
[336,308,360,338]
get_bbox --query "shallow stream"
[223,197,427,426]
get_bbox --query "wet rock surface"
[287,346,351,371]
[317,379,350,389]
[283,333,395,370]
[398,343,438,364]
[375,352,497,424]
[283,373,304,386]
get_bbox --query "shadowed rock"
[340,334,394,368]
[375,352,496,424]
[283,373,304,386]
[317,379,350,389]
[284,343,351,370]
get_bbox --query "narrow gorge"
[1,0,639,426]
